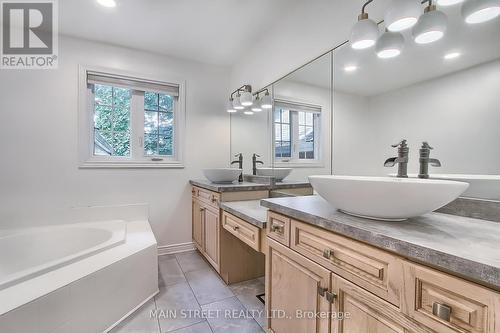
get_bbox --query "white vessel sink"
[308,175,469,221]
[203,168,242,184]
[257,168,292,181]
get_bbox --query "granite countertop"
[220,200,268,229]
[190,179,271,192]
[261,195,500,289]
[190,179,311,193]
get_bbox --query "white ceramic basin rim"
[257,168,293,181]
[203,168,242,184]
[308,175,469,221]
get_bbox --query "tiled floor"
[111,251,266,333]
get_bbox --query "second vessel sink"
[257,168,292,181]
[203,168,242,184]
[308,175,469,221]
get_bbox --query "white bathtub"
[0,217,158,333]
[0,220,126,291]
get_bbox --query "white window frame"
[273,99,323,168]
[78,65,186,169]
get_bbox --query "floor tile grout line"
[153,296,162,333]
[233,295,266,332]
[167,320,211,333]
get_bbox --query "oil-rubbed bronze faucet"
[384,140,409,178]
[231,153,243,182]
[418,142,441,179]
[252,153,264,176]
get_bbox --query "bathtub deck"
[110,250,266,333]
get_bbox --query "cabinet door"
[203,206,220,270]
[332,275,421,333]
[192,199,203,251]
[266,239,331,333]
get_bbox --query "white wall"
[0,36,231,248]
[333,60,500,176]
[273,80,332,180]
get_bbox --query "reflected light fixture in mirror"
[244,110,254,115]
[444,51,461,59]
[233,93,245,110]
[227,98,237,113]
[260,91,273,109]
[344,65,358,72]
[462,0,500,24]
[413,4,448,44]
[384,0,422,31]
[240,91,253,106]
[376,30,405,58]
[350,12,379,50]
[97,0,117,8]
[251,96,263,112]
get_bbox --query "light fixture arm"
[230,84,252,99]
[253,87,270,97]
[362,0,375,14]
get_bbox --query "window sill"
[79,161,185,169]
[274,161,325,168]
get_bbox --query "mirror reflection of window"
[274,101,321,164]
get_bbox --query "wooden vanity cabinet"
[191,186,267,284]
[266,211,500,333]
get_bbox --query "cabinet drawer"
[222,211,261,252]
[193,187,220,209]
[290,220,403,307]
[403,262,500,333]
[267,212,290,247]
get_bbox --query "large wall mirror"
[333,5,500,199]
[271,52,333,181]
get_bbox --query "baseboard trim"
[158,242,196,256]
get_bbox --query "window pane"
[274,109,281,122]
[93,85,131,157]
[95,84,112,106]
[306,112,314,126]
[299,126,314,160]
[114,107,130,132]
[298,111,305,125]
[113,132,130,156]
[94,105,112,131]
[275,124,281,141]
[281,141,291,158]
[282,110,290,124]
[281,124,290,141]
[144,133,158,156]
[159,112,173,134]
[113,87,131,108]
[159,135,173,156]
[144,111,158,134]
[145,92,158,110]
[159,94,173,111]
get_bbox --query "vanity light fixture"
[260,90,273,109]
[437,0,464,5]
[444,51,461,59]
[244,110,254,115]
[240,91,254,106]
[97,0,117,8]
[344,65,359,72]
[462,0,500,24]
[384,0,422,31]
[251,96,263,112]
[350,1,379,50]
[413,2,448,44]
[376,30,405,58]
[233,94,244,110]
[227,98,237,113]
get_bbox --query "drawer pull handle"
[192,189,196,195]
[211,196,217,203]
[432,303,452,322]
[200,208,206,212]
[233,226,240,231]
[323,249,334,259]
[271,223,284,234]
[317,286,337,304]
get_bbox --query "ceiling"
[283,5,500,96]
[59,0,301,66]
